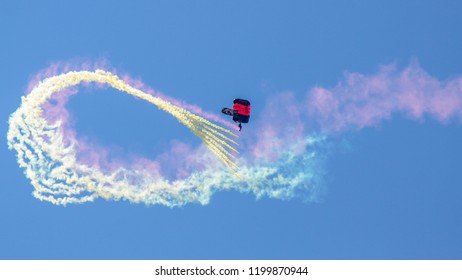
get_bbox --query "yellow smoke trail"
[7,70,239,206]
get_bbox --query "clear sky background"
[1,0,461,259]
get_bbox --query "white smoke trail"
[8,69,325,206]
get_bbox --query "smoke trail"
[10,61,453,207]
[7,67,325,206]
[307,62,462,133]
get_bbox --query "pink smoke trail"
[307,62,462,133]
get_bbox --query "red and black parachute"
[221,98,251,131]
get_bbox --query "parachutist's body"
[221,99,251,131]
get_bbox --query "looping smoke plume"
[9,61,457,207]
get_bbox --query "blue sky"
[1,0,461,259]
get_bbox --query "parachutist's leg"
[238,123,242,131]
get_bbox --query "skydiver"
[221,98,251,132]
